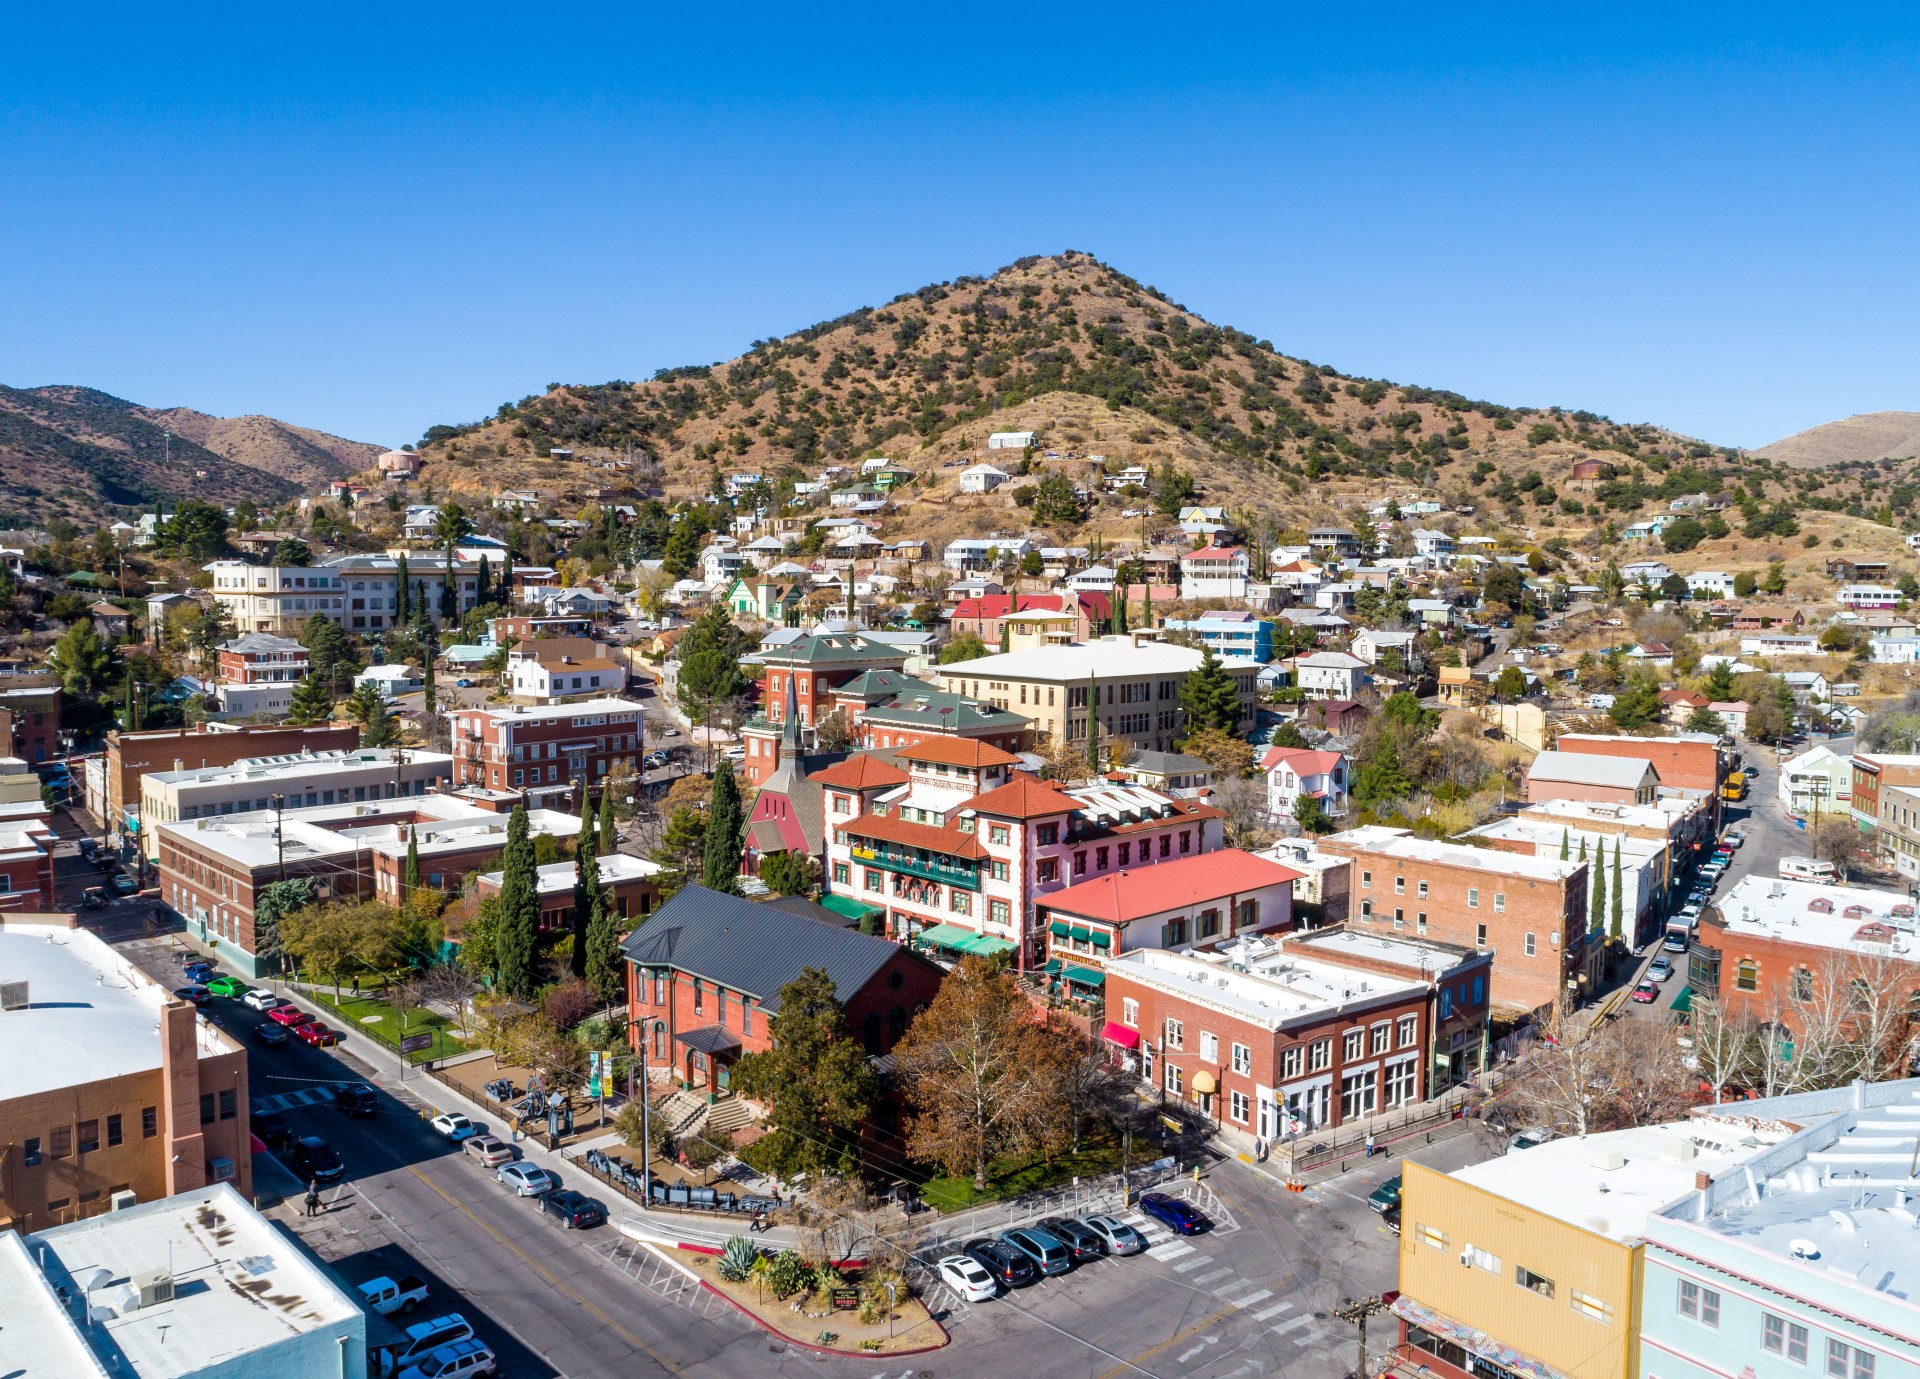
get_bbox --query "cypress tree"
[1589,837,1608,936]
[1143,578,1153,629]
[403,826,420,899]
[475,553,491,608]
[439,559,457,622]
[701,763,744,894]
[494,804,538,997]
[571,794,597,979]
[395,552,411,625]
[1115,581,1129,634]
[598,784,616,849]
[1610,840,1624,940]
[501,541,515,610]
[1559,828,1570,861]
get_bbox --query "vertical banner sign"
[587,1051,603,1099]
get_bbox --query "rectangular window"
[23,1136,41,1166]
[1417,879,1428,899]
[1122,998,1138,1028]
[989,824,1010,845]
[1229,1089,1249,1123]
[1397,1015,1417,1047]
[1166,1064,1183,1096]
[1827,1341,1873,1379]
[76,1119,100,1153]
[1200,1031,1219,1063]
[952,891,972,915]
[1476,923,1487,947]
[1343,1029,1363,1061]
[1309,1039,1331,1072]
[1037,824,1059,846]
[1232,1042,1251,1074]
[1467,887,1479,908]
[1371,1022,1390,1055]
[865,869,882,892]
[1469,1245,1501,1274]
[1417,912,1428,935]
[218,1090,235,1121]
[1764,1314,1808,1363]
[1361,870,1372,889]
[1394,876,1404,894]
[106,1114,123,1147]
[991,860,1009,882]
[1165,1018,1184,1049]
[199,1094,215,1126]
[1385,1059,1418,1106]
[693,980,704,1015]
[1516,1266,1554,1298]
[1417,1223,1447,1250]
[833,862,850,885]
[990,899,1010,924]
[1361,900,1373,918]
[1282,1045,1303,1077]
[1494,892,1506,912]
[1340,1068,1378,1120]
[1036,857,1059,883]
[1678,1280,1720,1328]
[1569,1289,1612,1323]
[1073,851,1087,876]
[142,1107,157,1138]
[1525,932,1536,956]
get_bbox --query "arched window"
[1735,959,1759,992]
[1791,968,1814,1003]
[864,1012,882,1054]
[888,1006,907,1045]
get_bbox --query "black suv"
[252,1108,293,1150]
[293,1135,345,1183]
[961,1237,1037,1288]
[332,1085,379,1118]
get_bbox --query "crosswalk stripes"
[1221,1287,1272,1308]
[252,1084,360,1113]
[1170,1255,1215,1274]
[1269,1312,1316,1339]
[1249,1300,1294,1322]
[1189,1266,1235,1287]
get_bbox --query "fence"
[1269,1068,1515,1179]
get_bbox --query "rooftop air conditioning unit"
[132,1268,174,1308]
[1590,1149,1626,1171]
[1660,1137,1699,1162]
[0,980,28,1011]
[109,1189,137,1212]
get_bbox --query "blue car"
[183,961,216,983]
[1138,1191,1211,1235]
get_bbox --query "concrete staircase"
[655,1089,709,1138]
[703,1097,758,1142]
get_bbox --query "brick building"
[0,669,62,766]
[823,748,1223,971]
[1100,928,1487,1146]
[1694,875,1920,1051]
[622,886,945,1103]
[1555,732,1728,829]
[93,722,361,841]
[1317,826,1594,1014]
[947,591,1112,646]
[0,807,56,910]
[213,632,309,719]
[475,854,663,933]
[155,793,580,977]
[0,918,250,1233]
[1523,750,1659,806]
[448,696,644,803]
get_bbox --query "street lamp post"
[271,794,287,883]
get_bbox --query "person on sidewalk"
[1364,1132,1376,1159]
[304,1180,321,1217]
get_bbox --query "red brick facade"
[449,699,642,798]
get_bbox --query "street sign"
[398,1033,434,1054]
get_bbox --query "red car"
[295,1022,340,1047]
[269,1005,313,1028]
[1631,978,1660,1003]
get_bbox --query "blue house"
[1161,611,1275,663]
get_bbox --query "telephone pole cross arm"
[1333,1295,1389,1379]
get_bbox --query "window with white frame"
[1397,1014,1418,1047]
[1165,1064,1183,1096]
[1231,1042,1251,1074]
[1762,1314,1807,1363]
[1229,1089,1249,1123]
[1384,1059,1418,1107]
[1525,932,1536,956]
[1199,1031,1218,1062]
[1165,1018,1184,1049]
[1309,1039,1331,1071]
[1417,879,1428,898]
[1467,887,1479,908]
[1122,998,1138,1028]
[1339,1068,1377,1120]
[1343,1029,1364,1061]
[1371,1022,1390,1054]
[1494,892,1506,912]
[1467,1245,1501,1274]
[1282,1045,1303,1078]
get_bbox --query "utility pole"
[1333,1295,1387,1379]
[271,793,287,882]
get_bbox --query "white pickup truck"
[358,1274,430,1317]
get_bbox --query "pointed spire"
[781,670,803,753]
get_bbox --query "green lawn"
[308,988,468,1062]
[913,1137,1125,1214]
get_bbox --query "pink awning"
[1100,1021,1141,1050]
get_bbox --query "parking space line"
[1171,1254,1214,1273]
[1249,1300,1294,1322]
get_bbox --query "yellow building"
[1391,1117,1792,1379]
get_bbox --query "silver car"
[1080,1214,1147,1256]
[496,1163,559,1197]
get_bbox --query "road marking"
[1171,1254,1214,1273]
[1189,1266,1235,1286]
[405,1165,685,1374]
[1223,1288,1272,1308]
[1175,1335,1219,1363]
[1249,1300,1295,1322]
[1270,1312,1316,1338]
[1151,1242,1194,1261]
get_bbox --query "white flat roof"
[31,1183,362,1379]
[0,921,239,1102]
[1450,1114,1794,1241]
[1324,826,1583,882]
[481,854,664,896]
[145,748,452,790]
[1109,944,1424,1032]
[1271,927,1472,978]
[459,695,644,723]
[1715,874,1920,956]
[0,1230,107,1377]
[156,794,581,870]
[1518,796,1694,831]
[1465,817,1665,864]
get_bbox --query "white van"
[1779,856,1837,882]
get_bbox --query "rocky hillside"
[1754,411,1920,468]
[0,386,373,527]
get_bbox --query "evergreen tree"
[1579,836,1588,861]
[403,827,420,899]
[1115,581,1129,634]
[571,795,599,979]
[286,674,335,726]
[501,542,515,609]
[1178,646,1242,734]
[701,763,744,894]
[1610,840,1624,940]
[439,560,457,622]
[475,554,490,607]
[1559,828,1570,861]
[395,552,411,625]
[493,805,539,998]
[1703,659,1736,700]
[1143,579,1153,629]
[1589,837,1609,937]
[598,785,616,850]
[1352,734,1411,808]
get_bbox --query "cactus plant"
[717,1235,758,1283]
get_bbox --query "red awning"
[1100,1021,1141,1050]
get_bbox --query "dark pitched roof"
[619,885,925,1012]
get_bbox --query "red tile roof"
[899,737,1023,769]
[841,811,990,860]
[964,772,1078,820]
[949,592,1110,622]
[1259,746,1346,775]
[808,755,911,790]
[1039,849,1304,926]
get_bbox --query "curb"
[692,1279,949,1358]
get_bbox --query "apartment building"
[1693,874,1920,1046]
[505,636,626,703]
[206,552,489,635]
[1850,751,1920,840]
[821,747,1223,971]
[1555,731,1728,829]
[1160,611,1273,662]
[137,748,452,862]
[936,633,1258,756]
[447,696,644,802]
[1100,928,1483,1145]
[212,632,308,719]
[0,918,250,1233]
[155,793,581,976]
[1177,545,1250,601]
[1317,826,1593,1012]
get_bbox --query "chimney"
[1695,1171,1712,1191]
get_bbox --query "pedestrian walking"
[304,1179,321,1217]
[1364,1132,1376,1159]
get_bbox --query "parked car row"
[940,1206,1174,1301]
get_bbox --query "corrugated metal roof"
[619,885,929,1012]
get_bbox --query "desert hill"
[0,385,373,527]
[1753,411,1920,468]
[393,253,1739,540]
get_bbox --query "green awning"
[1065,966,1106,987]
[1088,929,1112,948]
[916,923,978,950]
[963,934,1016,956]
[1671,985,1694,1014]
[1068,925,1092,943]
[821,893,882,923]
[1039,958,1064,975]
[1049,920,1072,938]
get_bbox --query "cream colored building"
[936,628,1257,757]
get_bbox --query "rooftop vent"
[0,980,28,1011]
[1659,1137,1699,1162]
[132,1267,175,1308]
[1590,1149,1626,1171]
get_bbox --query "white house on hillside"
[959,463,1010,493]
[1178,546,1250,601]
[1293,650,1369,700]
[1261,746,1349,821]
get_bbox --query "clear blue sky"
[4,5,1917,452]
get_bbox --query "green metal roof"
[916,922,978,950]
[960,933,1016,956]
[820,893,882,922]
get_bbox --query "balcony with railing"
[849,843,981,891]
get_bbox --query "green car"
[206,975,249,999]
[1367,1175,1403,1215]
